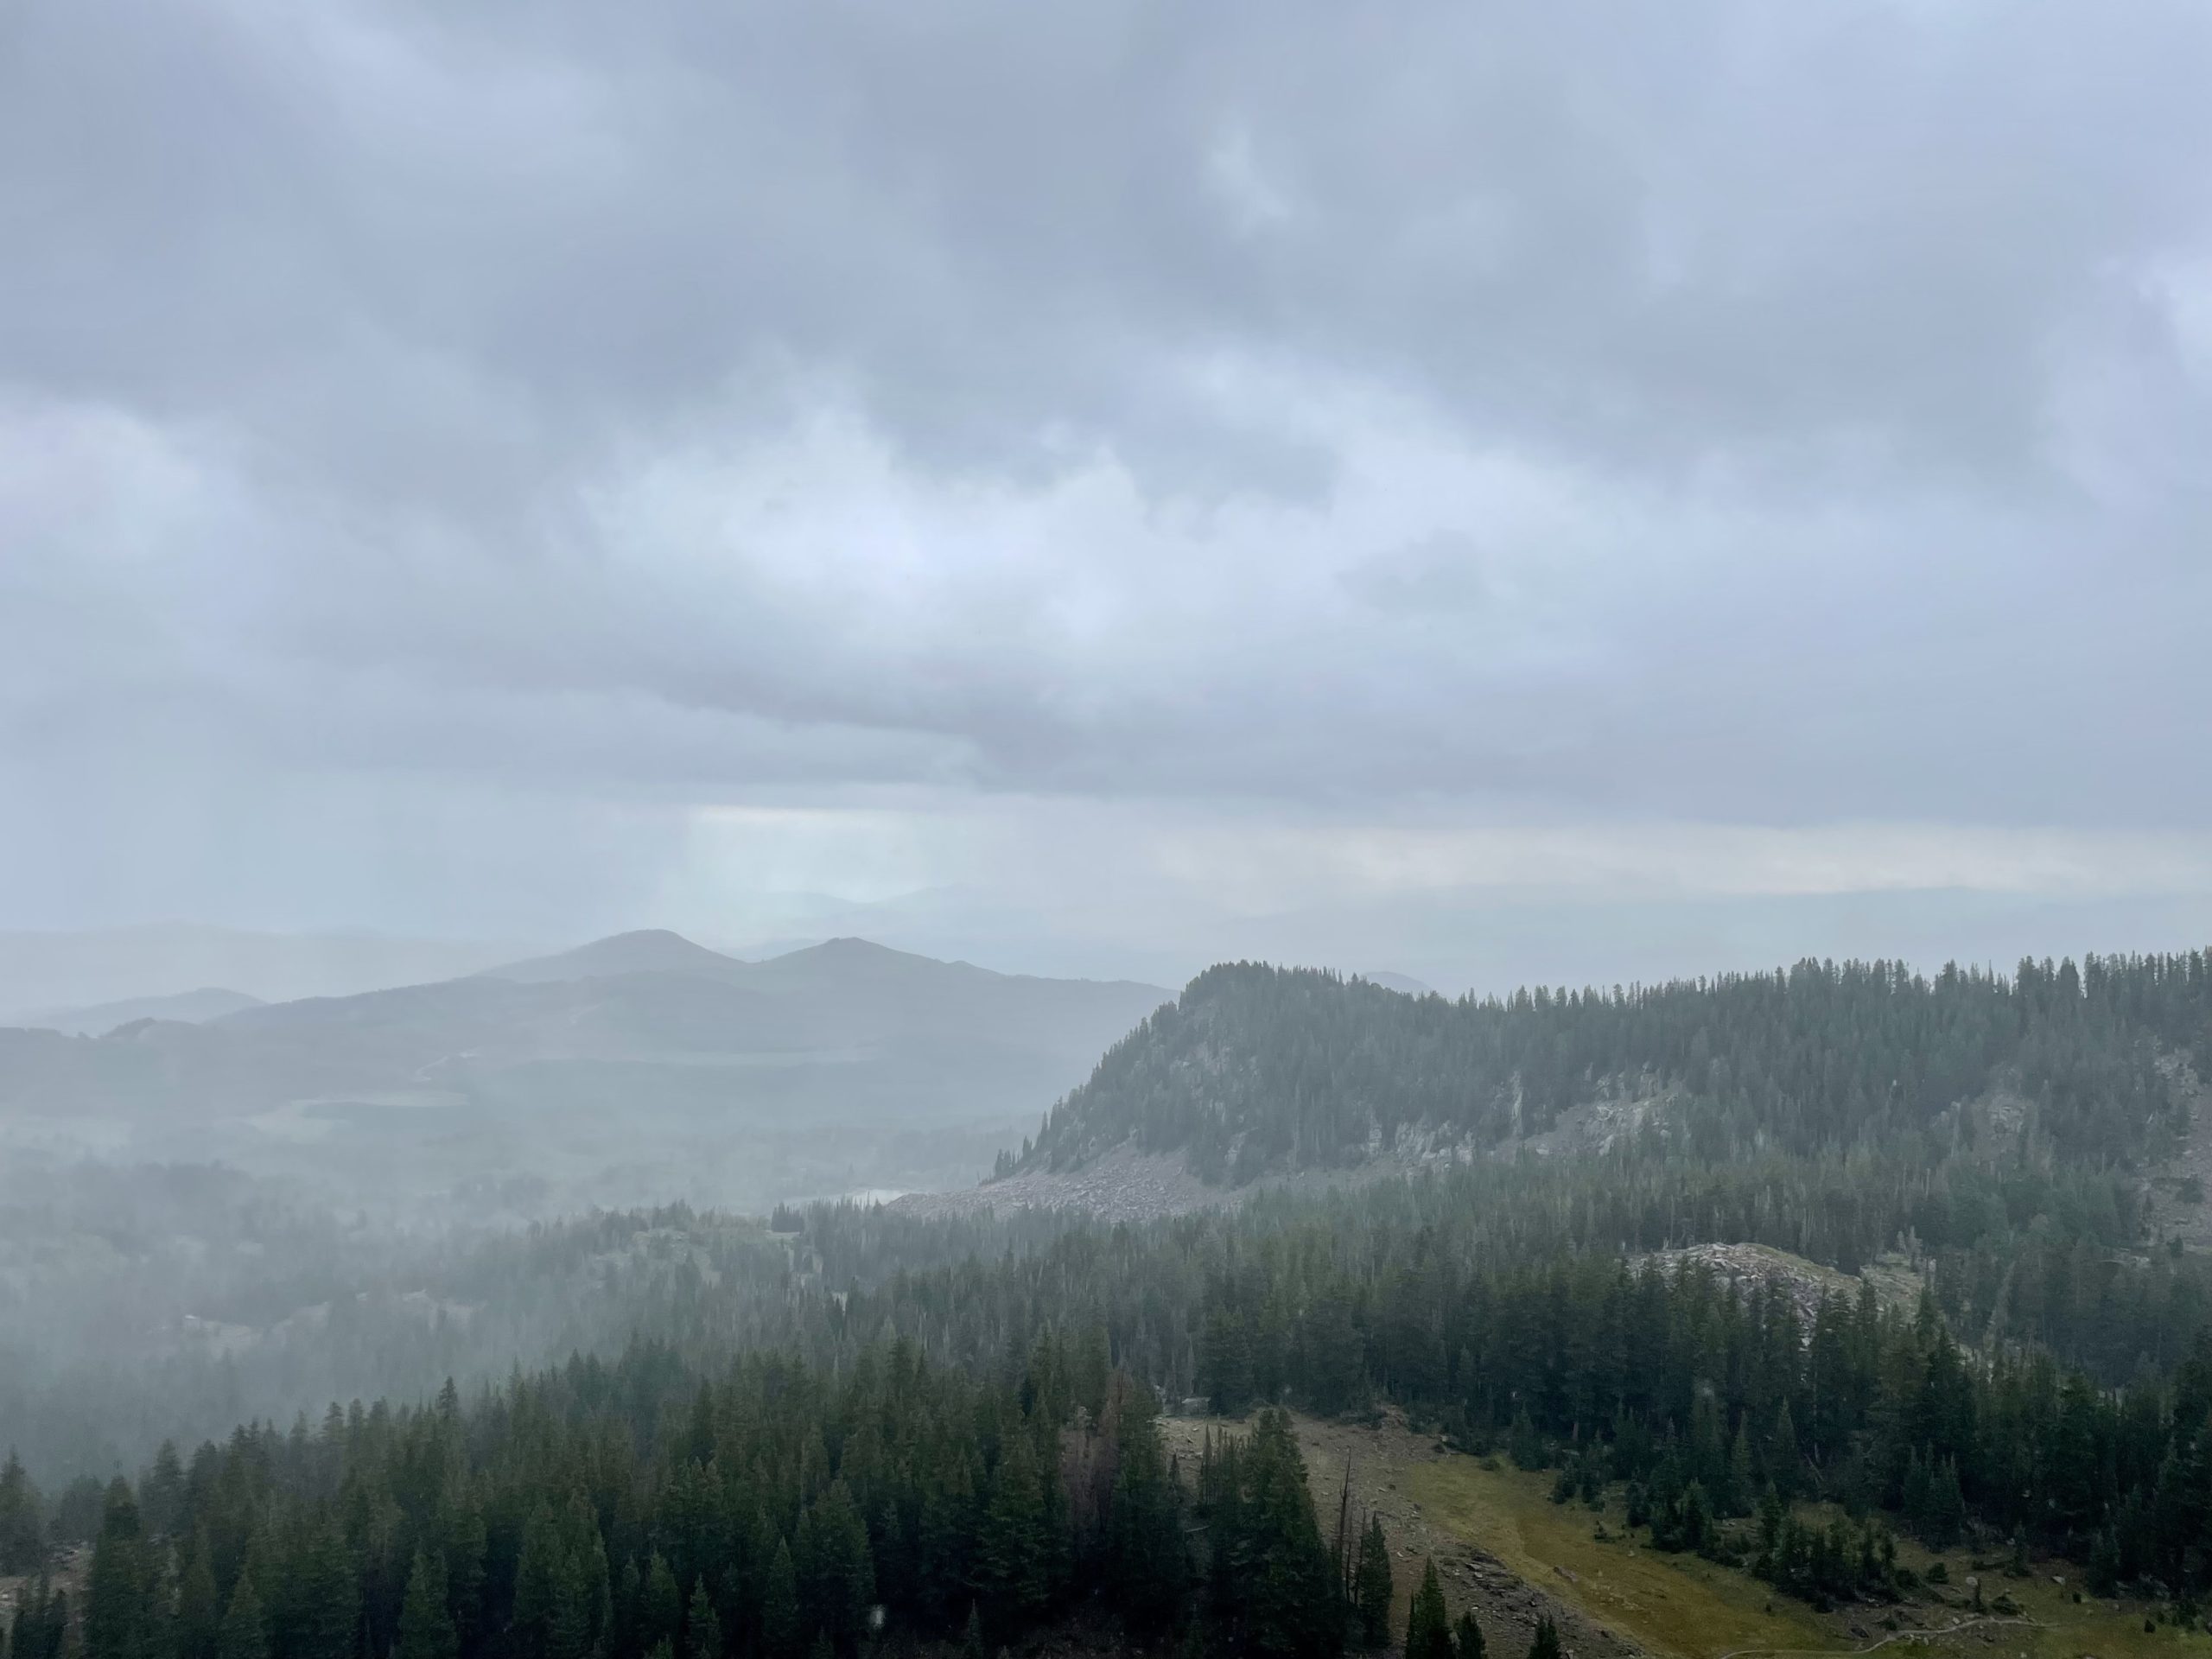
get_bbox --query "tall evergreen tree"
[394,1553,455,1659]
[1402,1560,1452,1659]
[975,1433,1053,1630]
[642,1554,683,1656]
[86,1480,160,1659]
[175,1534,221,1659]
[1352,1517,1393,1648]
[1104,1403,1188,1637]
[1231,1413,1341,1659]
[0,1452,40,1575]
[215,1573,268,1659]
[685,1583,722,1659]
[760,1541,802,1659]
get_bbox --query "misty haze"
[3,7,2210,1659]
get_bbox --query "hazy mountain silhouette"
[26,987,265,1036]
[0,932,1169,1213]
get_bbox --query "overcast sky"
[4,0,2210,989]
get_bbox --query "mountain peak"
[480,929,741,984]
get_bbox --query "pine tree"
[1925,1459,1965,1552]
[1402,1560,1452,1659]
[685,1583,722,1659]
[442,1506,486,1651]
[1105,1407,1188,1637]
[86,1480,159,1659]
[176,1534,221,1659]
[975,1433,1052,1630]
[794,1482,874,1654]
[395,1553,455,1659]
[1725,1421,1757,1518]
[215,1573,268,1659]
[0,1452,41,1575]
[1508,1410,1543,1472]
[760,1541,802,1659]
[1524,1615,1560,1659]
[1451,1610,1484,1659]
[298,1521,359,1659]
[1352,1517,1393,1648]
[1766,1400,1800,1502]
[141,1446,185,1541]
[1235,1413,1341,1659]
[643,1554,683,1655]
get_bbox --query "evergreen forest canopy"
[1020,952,2211,1183]
[3,946,2211,1659]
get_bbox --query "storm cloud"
[3,0,2210,977]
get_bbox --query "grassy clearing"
[1404,1453,2212,1659]
[1404,1457,1828,1659]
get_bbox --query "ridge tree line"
[1020,953,2209,1182]
[1,1339,1358,1659]
[2,1376,1564,1659]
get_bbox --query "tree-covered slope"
[1020,952,2212,1185]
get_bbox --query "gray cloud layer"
[3,0,2210,949]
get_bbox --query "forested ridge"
[1019,953,2211,1184]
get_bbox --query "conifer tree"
[685,1583,722,1659]
[643,1554,683,1655]
[176,1535,221,1659]
[1235,1413,1341,1659]
[215,1573,268,1659]
[1524,1615,1560,1659]
[395,1553,455,1659]
[86,1480,159,1659]
[760,1541,802,1659]
[1402,1560,1452,1659]
[1352,1517,1393,1648]
[0,1452,40,1575]
[976,1433,1052,1630]
[795,1482,874,1654]
[1105,1405,1187,1636]
[1451,1610,1484,1659]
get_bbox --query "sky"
[4,0,2211,993]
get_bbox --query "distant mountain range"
[0,931,1166,1118]
[0,924,531,1021]
[25,986,266,1037]
[0,931,1170,1216]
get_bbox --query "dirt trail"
[1161,1408,1649,1659]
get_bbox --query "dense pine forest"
[5,950,2212,1659]
[1020,954,2210,1182]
